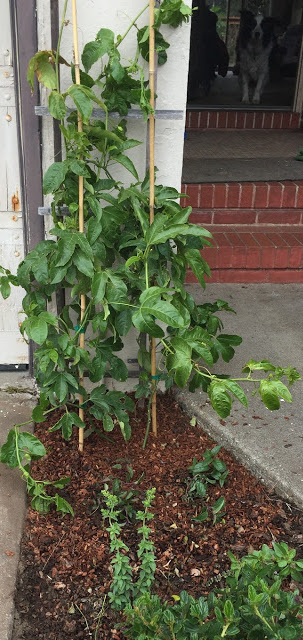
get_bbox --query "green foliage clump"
[125,542,303,639]
[187,445,228,523]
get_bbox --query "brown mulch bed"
[13,392,303,640]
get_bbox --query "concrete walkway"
[177,283,303,508]
[0,374,36,640]
[0,285,303,639]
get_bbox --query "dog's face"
[239,10,280,49]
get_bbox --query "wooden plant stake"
[71,0,85,452]
[149,0,157,438]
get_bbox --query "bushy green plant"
[94,463,144,522]
[186,445,228,523]
[124,542,303,639]
[0,0,300,514]
[102,487,156,611]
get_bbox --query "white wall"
[38,0,192,191]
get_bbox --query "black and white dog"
[237,11,281,105]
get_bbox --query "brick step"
[182,181,303,210]
[186,110,301,131]
[186,225,303,284]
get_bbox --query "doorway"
[187,0,303,111]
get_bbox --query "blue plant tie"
[80,402,88,409]
[74,325,86,333]
[151,374,161,380]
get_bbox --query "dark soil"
[13,392,303,640]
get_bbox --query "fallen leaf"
[5,550,15,557]
[54,581,66,590]
[190,568,201,577]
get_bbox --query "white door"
[0,1,28,365]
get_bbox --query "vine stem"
[148,0,157,439]
[55,0,69,93]
[117,3,149,46]
[71,0,85,452]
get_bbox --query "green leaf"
[115,309,132,336]
[0,277,11,299]
[26,317,48,345]
[103,414,114,432]
[193,506,208,522]
[87,218,102,245]
[43,161,68,194]
[209,381,232,418]
[110,357,128,382]
[145,214,212,247]
[56,235,76,267]
[32,406,45,423]
[223,380,248,407]
[166,337,192,388]
[67,85,93,123]
[73,248,94,278]
[212,496,225,514]
[54,495,74,516]
[34,51,57,89]
[114,154,139,180]
[91,271,107,303]
[0,430,18,467]
[54,375,68,403]
[48,90,66,119]
[184,248,211,288]
[82,29,114,72]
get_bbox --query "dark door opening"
[187,0,303,110]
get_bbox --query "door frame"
[9,0,44,373]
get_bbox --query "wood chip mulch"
[12,392,303,640]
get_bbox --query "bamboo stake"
[149,0,157,438]
[71,0,85,452]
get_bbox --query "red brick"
[226,184,241,208]
[281,113,291,129]
[294,233,303,245]
[235,112,245,129]
[268,270,303,283]
[252,232,274,247]
[274,247,289,268]
[218,111,227,128]
[203,247,217,268]
[284,233,303,247]
[265,183,283,208]
[289,246,303,268]
[213,183,227,208]
[273,111,283,129]
[227,112,237,128]
[246,248,260,268]
[240,232,259,247]
[185,184,200,208]
[225,232,246,246]
[295,184,303,208]
[208,112,218,129]
[217,246,234,268]
[190,112,199,129]
[190,211,213,225]
[254,183,269,208]
[260,247,275,268]
[198,112,209,129]
[232,247,247,268]
[213,232,232,246]
[281,182,297,208]
[263,112,274,129]
[265,232,288,247]
[254,112,264,129]
[212,270,267,283]
[245,112,255,128]
[240,183,254,208]
[257,210,302,224]
[213,210,256,224]
[200,183,214,208]
[291,113,300,129]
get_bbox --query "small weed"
[93,462,144,523]
[186,445,228,524]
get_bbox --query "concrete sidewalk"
[0,374,36,640]
[0,285,303,639]
[177,283,303,509]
